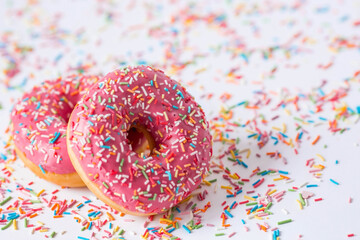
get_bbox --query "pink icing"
[11,75,100,174]
[68,66,212,214]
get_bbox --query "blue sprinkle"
[298,132,303,139]
[165,171,172,181]
[35,102,41,110]
[252,179,260,186]
[306,184,318,188]
[330,179,339,185]
[247,133,257,138]
[278,170,288,175]
[39,164,46,174]
[100,145,111,149]
[224,209,233,218]
[172,84,177,90]
[177,90,184,99]
[182,225,191,233]
[172,105,179,109]
[279,132,288,138]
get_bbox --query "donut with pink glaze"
[11,75,100,187]
[67,66,212,215]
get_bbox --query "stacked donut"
[11,66,212,215]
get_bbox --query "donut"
[11,75,100,187]
[67,66,212,215]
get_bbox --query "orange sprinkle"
[312,135,320,145]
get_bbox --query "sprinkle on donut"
[11,75,100,175]
[68,66,212,215]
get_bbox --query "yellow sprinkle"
[163,111,169,121]
[246,149,251,159]
[244,195,256,201]
[316,154,325,162]
[106,212,115,221]
[230,150,236,159]
[296,199,303,210]
[254,215,263,220]
[36,189,45,197]
[202,180,211,186]
[272,127,281,131]
[221,186,232,189]
[282,123,287,133]
[268,189,277,195]
[13,219,17,230]
[159,218,173,224]
[113,226,119,233]
[147,97,155,104]
[37,221,44,226]
[273,177,283,181]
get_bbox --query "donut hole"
[127,124,156,156]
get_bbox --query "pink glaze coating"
[11,75,100,174]
[68,66,212,214]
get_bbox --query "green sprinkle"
[215,233,225,236]
[142,170,148,180]
[75,81,80,89]
[265,202,272,210]
[1,219,13,230]
[24,218,28,228]
[103,182,109,189]
[288,189,296,192]
[277,219,292,225]
[299,193,305,206]
[50,231,56,238]
[0,196,12,206]
[245,202,257,206]
[208,179,217,183]
[118,229,125,235]
[119,82,129,85]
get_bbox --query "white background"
[1,0,360,239]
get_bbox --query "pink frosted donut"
[11,75,100,187]
[67,66,212,215]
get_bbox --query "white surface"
[1,0,360,239]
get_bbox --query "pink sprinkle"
[228,232,236,238]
